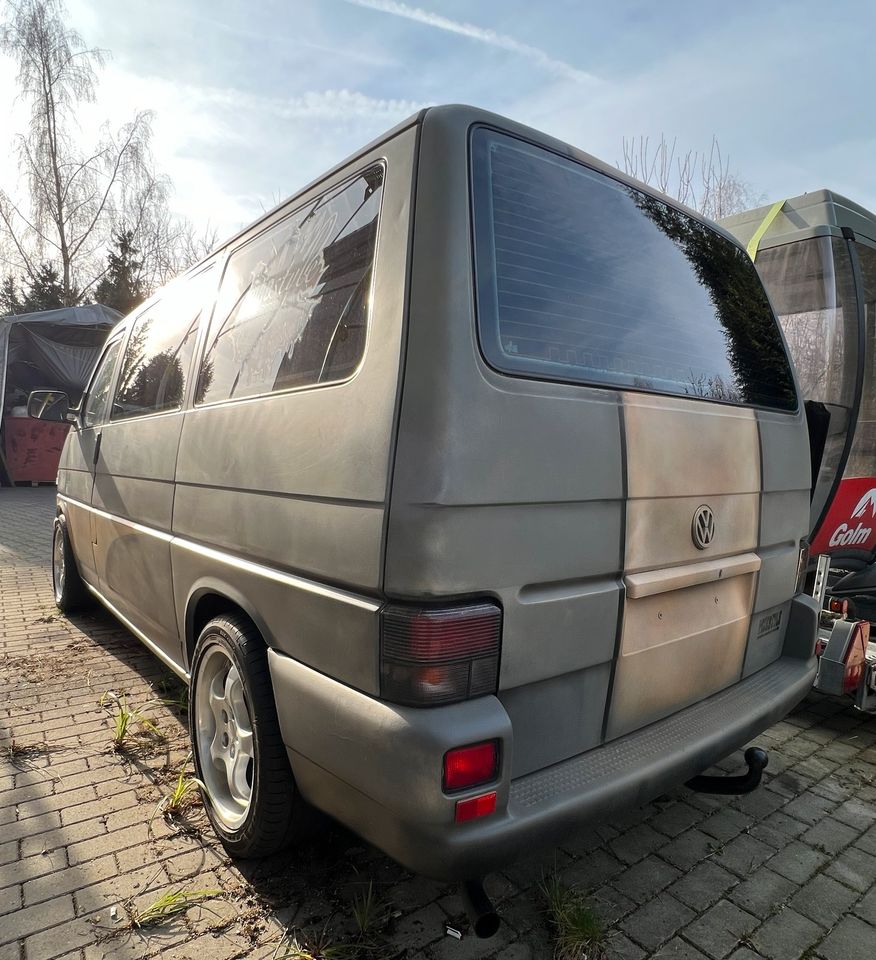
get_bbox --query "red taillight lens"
[444,741,499,791]
[380,601,501,706]
[455,792,497,823]
[829,598,849,616]
[843,621,869,695]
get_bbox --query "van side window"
[195,165,383,406]
[112,269,214,420]
[82,337,123,428]
[470,129,798,411]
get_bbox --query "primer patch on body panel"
[623,394,760,500]
[607,392,763,741]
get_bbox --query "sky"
[1,0,874,240]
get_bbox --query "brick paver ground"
[1,486,875,960]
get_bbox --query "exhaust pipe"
[460,879,500,939]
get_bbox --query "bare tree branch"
[618,133,762,220]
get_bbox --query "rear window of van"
[470,128,797,411]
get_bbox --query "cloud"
[344,0,599,85]
[190,86,428,122]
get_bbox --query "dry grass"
[127,887,222,928]
[541,874,606,960]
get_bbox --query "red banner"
[811,476,876,555]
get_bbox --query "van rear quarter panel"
[171,125,418,693]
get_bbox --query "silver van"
[31,105,819,890]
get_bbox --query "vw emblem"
[692,504,715,550]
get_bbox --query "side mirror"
[27,390,77,424]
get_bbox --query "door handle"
[93,430,102,466]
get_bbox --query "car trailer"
[723,191,876,712]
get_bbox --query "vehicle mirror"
[27,389,74,424]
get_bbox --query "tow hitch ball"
[685,746,769,795]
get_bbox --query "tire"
[52,514,89,613]
[189,613,310,857]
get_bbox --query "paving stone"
[390,902,446,952]
[604,933,647,960]
[749,906,822,960]
[699,809,753,844]
[728,868,796,919]
[790,872,861,929]
[800,816,860,857]
[659,830,718,871]
[780,791,837,825]
[610,856,681,904]
[749,811,808,849]
[560,827,606,857]
[621,893,695,952]
[558,848,625,892]
[824,845,876,893]
[817,914,876,960]
[502,847,573,890]
[711,834,774,877]
[427,913,516,960]
[683,899,758,960]
[733,787,786,819]
[832,797,876,831]
[650,802,705,839]
[765,840,830,884]
[810,776,855,803]
[765,772,811,801]
[669,861,738,912]
[854,886,876,925]
[652,938,710,958]
[590,884,636,926]
[609,824,667,866]
[858,824,876,857]
[0,892,75,945]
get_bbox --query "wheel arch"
[184,580,273,673]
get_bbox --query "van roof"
[721,189,876,252]
[188,104,751,277]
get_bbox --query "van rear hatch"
[385,109,810,779]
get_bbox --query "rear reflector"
[380,601,501,706]
[843,621,869,695]
[829,598,849,616]
[444,741,499,791]
[455,792,497,823]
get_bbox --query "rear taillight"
[444,741,499,791]
[842,621,870,695]
[380,601,501,706]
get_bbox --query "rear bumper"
[268,596,818,880]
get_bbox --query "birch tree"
[0,0,164,303]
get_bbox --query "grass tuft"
[100,692,161,751]
[274,929,357,960]
[351,881,389,939]
[128,887,222,928]
[541,874,606,960]
[149,769,203,831]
